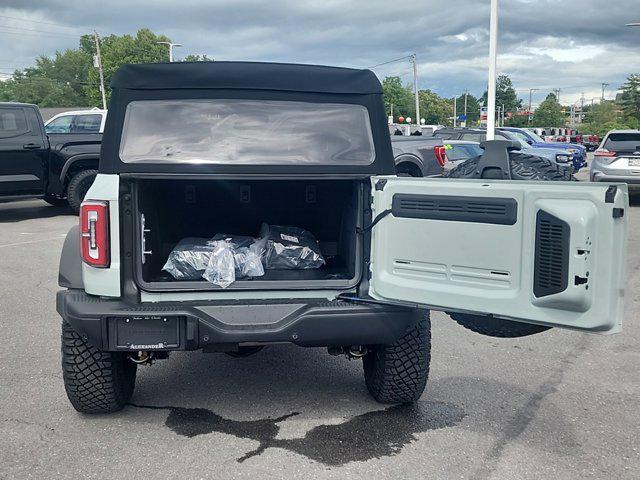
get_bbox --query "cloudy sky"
[0,0,638,107]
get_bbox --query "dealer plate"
[114,316,180,349]
[629,158,640,167]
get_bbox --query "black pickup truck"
[0,102,101,211]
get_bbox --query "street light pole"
[157,41,183,62]
[486,0,499,139]
[528,88,538,124]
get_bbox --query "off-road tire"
[444,152,559,338]
[66,169,98,213]
[363,312,430,404]
[61,321,137,414]
[445,152,574,181]
[448,313,550,338]
[43,195,68,207]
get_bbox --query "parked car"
[591,130,640,191]
[44,108,107,134]
[0,102,101,211]
[434,128,577,171]
[500,127,587,171]
[56,61,627,414]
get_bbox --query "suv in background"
[56,62,627,414]
[591,130,640,191]
[45,108,107,134]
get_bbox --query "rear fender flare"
[59,154,100,185]
[58,225,83,289]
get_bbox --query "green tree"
[620,73,640,121]
[183,54,212,62]
[381,76,414,120]
[532,93,565,127]
[452,93,480,125]
[0,49,92,106]
[480,74,523,114]
[582,101,618,125]
[422,90,453,125]
[80,28,171,106]
[504,114,530,128]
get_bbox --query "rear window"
[73,114,102,133]
[119,99,375,165]
[0,107,29,138]
[604,133,640,152]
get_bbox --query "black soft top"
[110,61,382,95]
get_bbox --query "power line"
[0,14,81,30]
[0,28,83,40]
[366,55,413,70]
[0,24,82,39]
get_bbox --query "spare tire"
[443,151,572,338]
[445,151,574,181]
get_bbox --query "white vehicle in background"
[44,108,107,134]
[591,130,640,191]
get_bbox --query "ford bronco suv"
[56,62,628,414]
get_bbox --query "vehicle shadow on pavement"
[122,346,578,467]
[0,201,74,223]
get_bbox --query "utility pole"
[580,93,585,124]
[157,41,183,62]
[501,103,505,127]
[601,82,609,101]
[453,95,457,127]
[464,89,468,117]
[410,54,420,125]
[93,31,107,110]
[486,0,498,140]
[528,88,538,124]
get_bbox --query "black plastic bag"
[260,224,325,270]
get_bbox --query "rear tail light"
[594,148,617,165]
[594,149,616,156]
[434,146,447,167]
[80,200,110,267]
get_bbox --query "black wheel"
[61,321,137,414]
[43,195,68,207]
[444,152,559,338]
[66,169,98,213]
[363,312,430,404]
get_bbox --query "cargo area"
[133,179,363,290]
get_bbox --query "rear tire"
[363,312,431,404]
[66,169,98,213]
[61,321,137,414]
[444,152,558,338]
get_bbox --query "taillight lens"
[80,200,110,267]
[594,149,616,157]
[434,146,447,167]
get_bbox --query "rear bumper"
[56,290,422,351]
[592,173,640,187]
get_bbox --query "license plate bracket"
[111,316,180,350]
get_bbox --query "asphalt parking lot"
[1,160,639,479]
